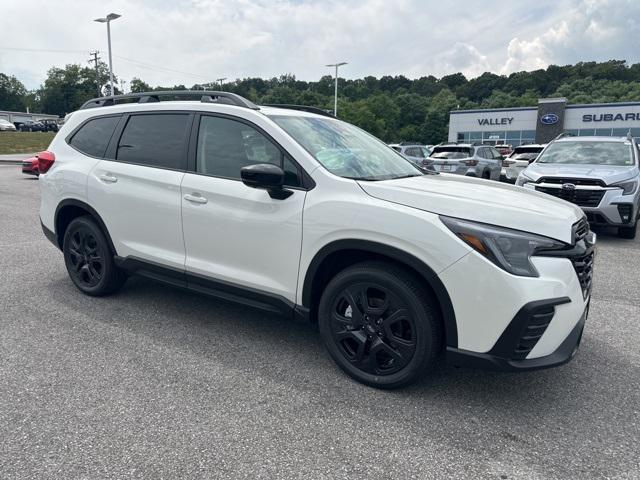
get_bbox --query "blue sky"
[1,0,639,90]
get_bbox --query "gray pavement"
[0,164,639,479]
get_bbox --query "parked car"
[21,156,39,176]
[425,143,502,180]
[18,120,46,132]
[517,135,639,238]
[41,119,60,132]
[502,144,546,183]
[389,142,431,166]
[495,144,513,157]
[39,90,594,388]
[0,118,17,131]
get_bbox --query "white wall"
[448,109,537,141]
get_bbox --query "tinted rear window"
[69,116,120,158]
[430,147,471,159]
[116,114,190,170]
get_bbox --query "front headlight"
[440,216,566,277]
[611,178,638,195]
[515,171,534,187]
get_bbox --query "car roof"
[515,144,545,148]
[555,136,632,143]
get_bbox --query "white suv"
[39,91,594,389]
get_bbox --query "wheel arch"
[301,239,458,347]
[54,199,116,254]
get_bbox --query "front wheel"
[318,261,442,389]
[63,216,126,296]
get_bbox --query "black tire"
[618,222,637,239]
[318,261,442,389]
[63,216,126,296]
[482,170,490,180]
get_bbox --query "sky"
[1,0,640,90]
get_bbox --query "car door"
[489,147,503,179]
[180,113,307,305]
[87,112,192,270]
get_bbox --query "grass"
[0,132,56,155]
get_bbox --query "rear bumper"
[446,300,588,372]
[41,219,60,249]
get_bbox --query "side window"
[116,114,190,170]
[491,148,502,159]
[476,148,485,159]
[69,116,120,158]
[196,115,301,187]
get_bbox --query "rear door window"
[116,114,191,170]
[69,116,120,158]
[431,148,472,159]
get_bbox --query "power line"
[113,54,210,79]
[0,47,89,54]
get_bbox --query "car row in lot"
[390,135,637,238]
[0,118,60,132]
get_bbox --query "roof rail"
[398,141,423,146]
[261,104,334,118]
[553,132,574,140]
[79,90,259,110]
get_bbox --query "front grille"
[571,251,595,299]
[513,306,555,359]
[538,177,606,187]
[617,204,633,224]
[535,186,605,207]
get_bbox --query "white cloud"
[0,0,638,91]
[501,0,640,74]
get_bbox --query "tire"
[482,170,490,180]
[63,216,126,296]
[618,222,637,239]
[318,261,442,389]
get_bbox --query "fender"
[301,239,458,347]
[53,199,117,254]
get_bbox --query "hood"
[524,163,638,185]
[358,174,583,244]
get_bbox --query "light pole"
[326,62,347,116]
[94,13,121,96]
[216,77,227,90]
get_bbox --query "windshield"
[536,141,634,166]
[269,115,422,180]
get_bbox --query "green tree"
[0,73,28,111]
[130,77,152,93]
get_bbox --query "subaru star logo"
[541,113,559,125]
[562,183,576,191]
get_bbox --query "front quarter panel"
[297,172,470,305]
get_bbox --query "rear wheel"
[63,216,126,296]
[482,170,490,180]
[318,261,441,389]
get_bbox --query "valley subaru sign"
[477,117,514,126]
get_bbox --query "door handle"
[184,193,208,204]
[99,174,118,183]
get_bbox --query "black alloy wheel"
[329,282,417,376]
[319,261,441,389]
[63,216,126,296]
[67,227,104,288]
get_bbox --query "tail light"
[463,159,478,166]
[37,151,55,174]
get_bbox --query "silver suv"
[389,143,430,166]
[516,135,640,239]
[425,143,502,180]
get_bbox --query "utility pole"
[216,77,227,90]
[89,50,101,96]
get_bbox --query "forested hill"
[3,60,640,144]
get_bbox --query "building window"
[579,129,595,136]
[595,128,612,136]
[564,129,580,137]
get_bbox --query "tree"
[0,73,28,111]
[130,77,151,93]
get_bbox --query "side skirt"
[114,256,306,320]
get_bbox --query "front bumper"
[446,299,588,371]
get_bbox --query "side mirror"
[240,163,292,200]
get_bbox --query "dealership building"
[0,110,58,124]
[448,98,640,146]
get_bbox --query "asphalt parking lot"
[1,165,639,479]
